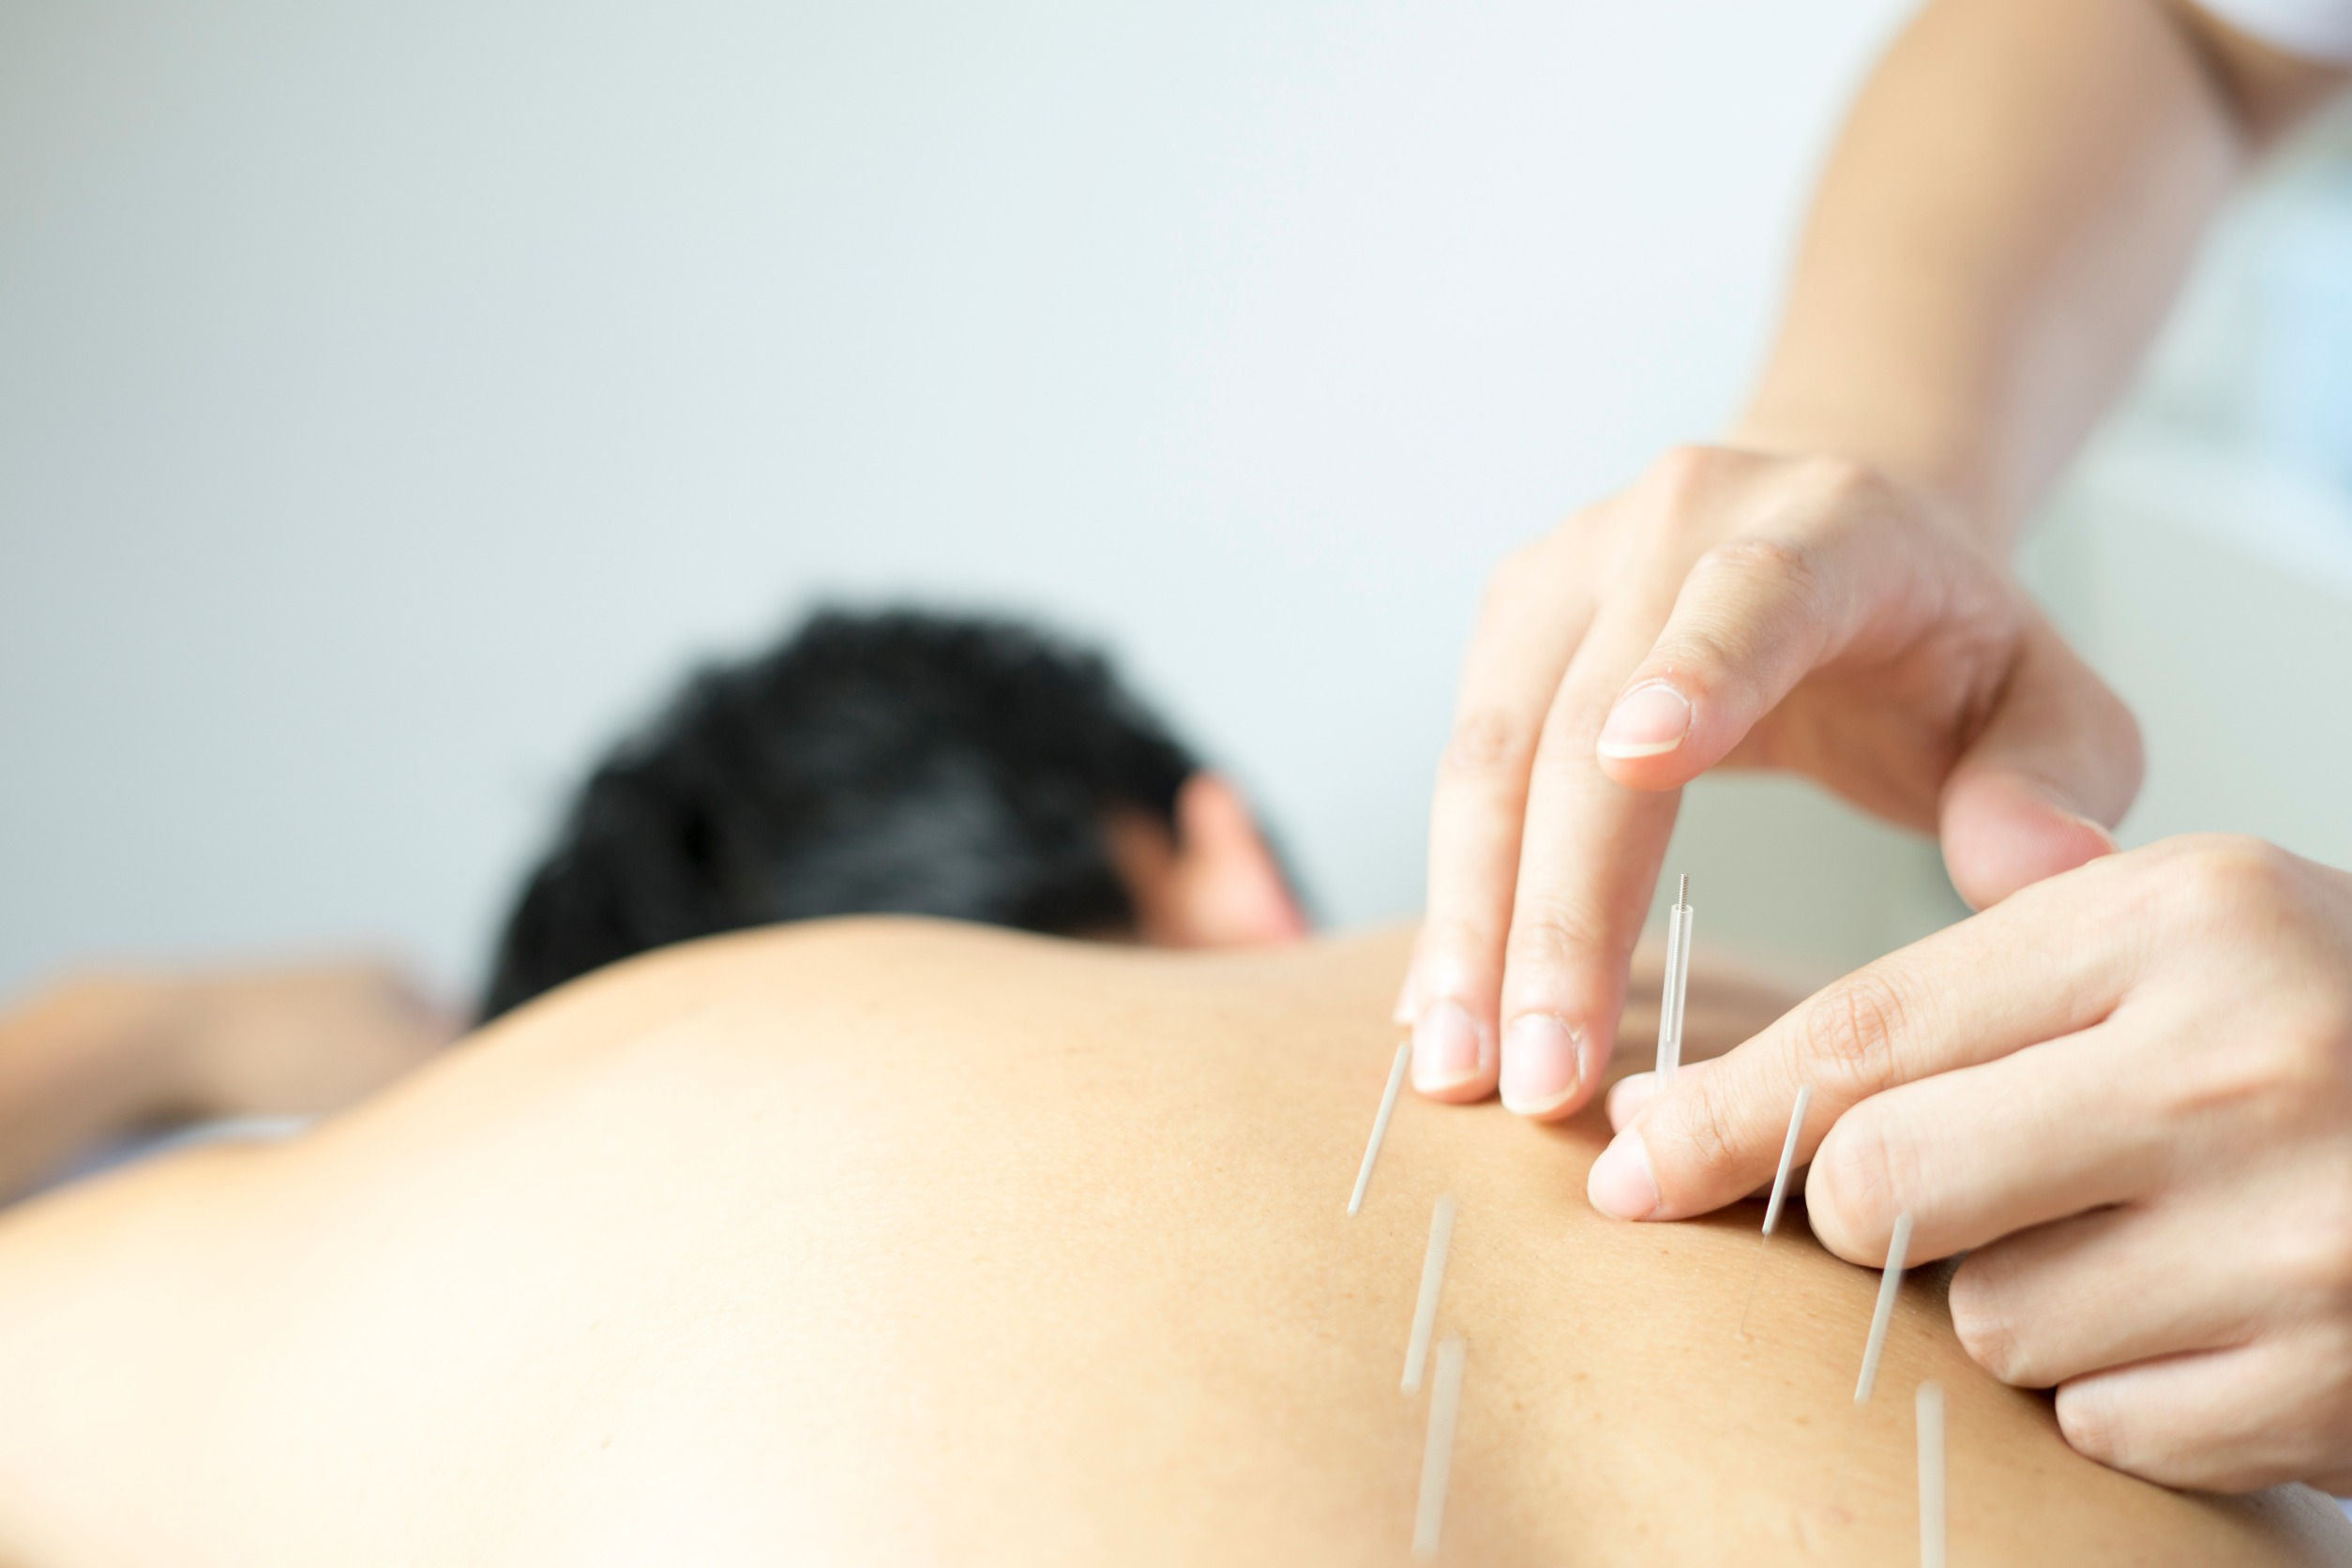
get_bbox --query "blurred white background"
[0,0,1916,999]
[5,0,2347,1007]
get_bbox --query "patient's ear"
[1111,773,1310,948]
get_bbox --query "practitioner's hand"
[1593,836,2352,1492]
[1399,446,2141,1116]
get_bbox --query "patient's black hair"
[477,607,1200,1021]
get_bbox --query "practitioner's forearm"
[1730,0,2333,545]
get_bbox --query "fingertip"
[1410,999,1496,1101]
[1594,681,1692,762]
[1606,1070,1658,1131]
[1942,771,2118,909]
[1587,1127,1660,1220]
[1499,1013,1592,1118]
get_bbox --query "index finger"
[1585,857,2135,1223]
[1409,531,1602,1100]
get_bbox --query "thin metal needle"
[1401,1194,1457,1394]
[1412,1334,1468,1560]
[1919,1380,1947,1568]
[1656,874,1694,1089]
[1737,1085,1817,1339]
[1762,1084,1812,1237]
[1349,1041,1411,1216]
[1854,1211,1915,1405]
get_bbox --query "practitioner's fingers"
[1494,515,1694,1121]
[1594,461,1918,791]
[2054,1339,2352,1493]
[1801,1023,2166,1265]
[1408,526,1602,1100]
[1603,1057,1721,1131]
[1938,614,2143,910]
[1586,854,2143,1222]
[1948,1201,2257,1393]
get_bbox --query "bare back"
[0,919,2342,1565]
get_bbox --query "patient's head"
[479,608,1308,1019]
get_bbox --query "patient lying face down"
[0,922,2342,1565]
[0,607,1311,1199]
[476,605,1315,1020]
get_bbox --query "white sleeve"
[2195,0,2352,62]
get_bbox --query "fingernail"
[1597,681,1692,760]
[1587,1127,1660,1220]
[1411,1000,1488,1093]
[1606,1070,1660,1130]
[1392,968,1417,1026]
[1500,1014,1583,1115]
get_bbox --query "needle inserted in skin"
[1854,1211,1915,1405]
[1402,1195,1457,1394]
[1735,1085,1814,1339]
[1762,1085,1812,1237]
[1919,1380,1947,1568]
[1656,875,1694,1090]
[1412,1334,1468,1560]
[1349,1041,1411,1216]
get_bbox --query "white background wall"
[3,0,1925,1002]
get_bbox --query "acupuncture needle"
[1828,1214,1916,1517]
[1655,875,1694,1090]
[1402,1195,1457,1395]
[1412,1334,1467,1561]
[1918,1380,1947,1568]
[1348,1040,1411,1216]
[1853,1211,1914,1405]
[1735,1084,1813,1340]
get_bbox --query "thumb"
[1940,617,2142,911]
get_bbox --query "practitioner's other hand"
[167,961,462,1119]
[1594,836,2352,1492]
[1398,446,2141,1116]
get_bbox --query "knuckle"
[1677,1069,1748,1182]
[1441,707,1532,779]
[1646,444,1718,498]
[1949,1257,2035,1385]
[1413,915,1500,976]
[1502,904,1599,979]
[2164,835,2300,922]
[1795,453,1884,512]
[1636,445,1742,532]
[1799,968,1915,1093]
[1687,536,1824,649]
[1696,534,1817,596]
[2054,1381,2127,1469]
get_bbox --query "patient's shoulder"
[468,915,1413,1072]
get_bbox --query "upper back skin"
[0,918,2344,1566]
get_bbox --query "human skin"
[0,963,456,1199]
[1402,0,2352,1116]
[1595,836,2352,1493]
[0,921,2342,1565]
